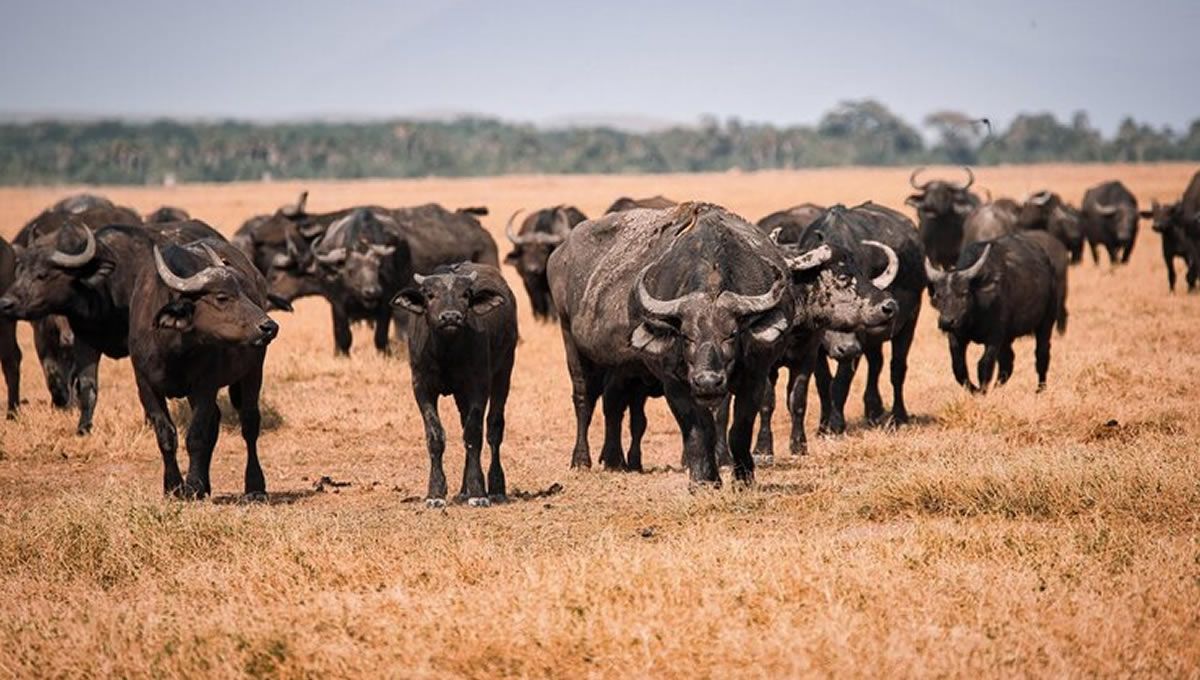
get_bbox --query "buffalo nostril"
[439,311,464,325]
[259,319,279,337]
[363,286,382,300]
[692,371,726,394]
[881,299,898,317]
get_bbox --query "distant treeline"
[3,100,1199,185]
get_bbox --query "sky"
[2,0,1197,135]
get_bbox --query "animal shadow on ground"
[210,489,319,506]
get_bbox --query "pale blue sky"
[2,0,1197,133]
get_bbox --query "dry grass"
[1,165,1199,677]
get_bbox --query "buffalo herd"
[1,169,1198,500]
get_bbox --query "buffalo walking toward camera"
[504,205,587,321]
[393,263,517,507]
[1081,180,1139,265]
[906,166,980,269]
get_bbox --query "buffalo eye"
[214,293,231,304]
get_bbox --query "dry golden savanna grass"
[0,164,1198,677]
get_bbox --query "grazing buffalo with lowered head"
[392,263,518,507]
[926,232,1062,392]
[309,208,412,355]
[795,203,922,439]
[14,200,143,408]
[605,195,678,214]
[0,219,225,434]
[1019,190,1085,262]
[1141,169,1200,292]
[757,203,825,238]
[131,239,281,499]
[144,206,191,223]
[0,236,20,417]
[905,166,980,269]
[1081,181,1139,265]
[504,205,587,321]
[550,202,799,486]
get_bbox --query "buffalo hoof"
[425,498,446,508]
[467,496,491,508]
[570,452,592,470]
[487,494,509,505]
[753,453,775,467]
[790,439,808,456]
[76,424,92,436]
[1036,382,1047,394]
[891,410,910,427]
[5,410,15,421]
[241,491,268,504]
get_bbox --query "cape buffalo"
[1081,180,1139,265]
[0,220,224,434]
[1141,169,1200,292]
[905,166,980,269]
[14,200,142,407]
[757,203,825,236]
[1018,190,1085,263]
[392,263,517,507]
[605,195,678,214]
[1022,230,1070,333]
[550,202,799,486]
[144,206,191,224]
[0,236,20,416]
[962,200,1019,248]
[800,203,923,437]
[926,233,1061,392]
[504,205,587,321]
[309,208,412,355]
[130,239,281,499]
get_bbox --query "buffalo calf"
[393,263,517,507]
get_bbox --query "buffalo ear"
[266,294,294,312]
[745,308,789,345]
[504,250,520,266]
[630,320,675,356]
[391,289,426,314]
[904,195,922,208]
[81,260,115,289]
[470,289,506,316]
[154,299,195,332]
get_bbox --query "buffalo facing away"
[0,236,20,416]
[130,240,281,499]
[906,166,980,269]
[504,205,587,321]
[926,233,1063,392]
[1081,180,1139,265]
[962,198,1020,249]
[1142,169,1200,292]
[393,263,517,507]
[550,202,795,486]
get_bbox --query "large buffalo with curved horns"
[129,238,281,499]
[1141,169,1200,292]
[1081,180,1140,266]
[0,219,227,434]
[504,205,587,321]
[1018,190,1085,263]
[905,166,980,269]
[549,202,801,486]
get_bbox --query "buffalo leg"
[862,342,885,425]
[664,381,718,485]
[1034,323,1053,391]
[627,389,647,473]
[32,318,70,409]
[1187,257,1199,292]
[729,375,766,485]
[1165,252,1178,292]
[814,352,834,434]
[560,322,602,469]
[415,387,447,505]
[1105,244,1119,266]
[996,343,1016,385]
[1089,240,1101,265]
[485,364,511,500]
[73,341,101,435]
[789,352,817,454]
[599,380,629,471]
[1,320,19,417]
[948,334,974,392]
[1121,239,1134,264]
[136,376,182,495]
[976,344,999,393]
[889,318,917,425]
[235,364,267,500]
[184,392,220,498]
[453,390,488,505]
[714,397,732,467]
[331,305,353,356]
[827,356,858,435]
[373,309,392,356]
[753,366,778,460]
